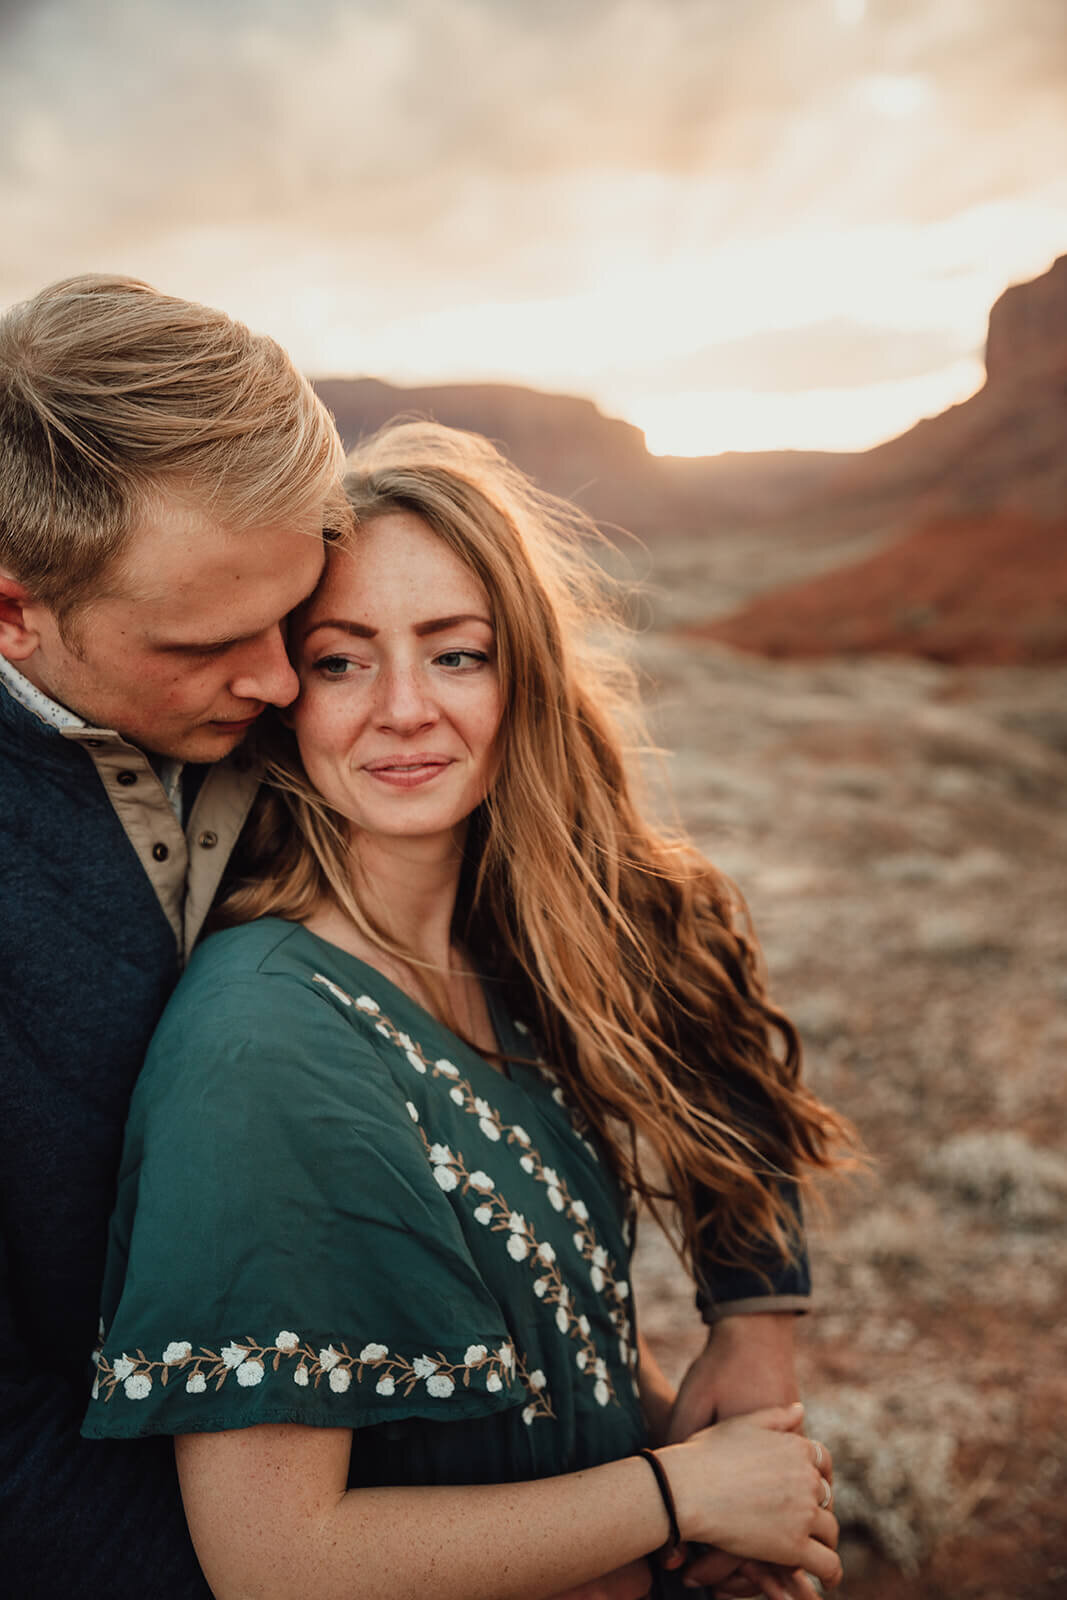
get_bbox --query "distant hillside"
[699,254,1067,664]
[692,513,1067,663]
[311,375,850,538]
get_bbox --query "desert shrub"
[809,1387,957,1573]
[923,1130,1067,1225]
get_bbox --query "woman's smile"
[361,753,455,788]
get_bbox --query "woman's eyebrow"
[302,614,492,643]
[414,613,493,637]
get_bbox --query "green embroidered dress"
[83,918,647,1490]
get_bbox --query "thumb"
[740,1401,806,1434]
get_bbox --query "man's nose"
[229,627,300,707]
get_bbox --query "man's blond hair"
[0,274,346,618]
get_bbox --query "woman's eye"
[435,649,488,669]
[314,655,356,678]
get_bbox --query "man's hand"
[667,1313,800,1445]
[666,1313,802,1595]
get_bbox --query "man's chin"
[153,719,259,765]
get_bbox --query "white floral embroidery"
[355,995,379,1013]
[92,1331,543,1415]
[406,1102,420,1122]
[333,992,629,1411]
[312,975,354,1007]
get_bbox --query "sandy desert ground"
[624,525,1067,1600]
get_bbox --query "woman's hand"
[659,1403,841,1590]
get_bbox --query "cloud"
[643,319,979,393]
[3,0,1066,281]
[0,0,1064,452]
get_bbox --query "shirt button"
[198,830,218,849]
[152,842,169,862]
[116,770,138,786]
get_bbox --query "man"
[0,274,347,1598]
[0,274,808,1600]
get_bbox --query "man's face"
[15,497,327,761]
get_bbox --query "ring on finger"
[811,1440,824,1471]
[818,1476,833,1509]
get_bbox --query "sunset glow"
[2,0,1065,458]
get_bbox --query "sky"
[2,0,1066,455]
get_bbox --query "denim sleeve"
[693,1179,812,1322]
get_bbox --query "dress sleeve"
[83,963,528,1440]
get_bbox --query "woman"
[84,423,850,1600]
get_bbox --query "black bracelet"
[636,1447,682,1552]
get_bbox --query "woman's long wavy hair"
[219,421,854,1278]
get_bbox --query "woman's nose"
[374,665,437,733]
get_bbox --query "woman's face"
[290,510,503,852]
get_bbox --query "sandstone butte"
[697,254,1067,665]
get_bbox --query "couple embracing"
[0,275,849,1600]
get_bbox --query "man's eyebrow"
[302,614,492,644]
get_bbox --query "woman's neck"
[302,829,500,1059]
[306,831,458,963]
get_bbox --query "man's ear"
[0,571,42,662]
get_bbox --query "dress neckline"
[278,918,532,1082]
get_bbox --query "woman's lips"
[361,756,453,789]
